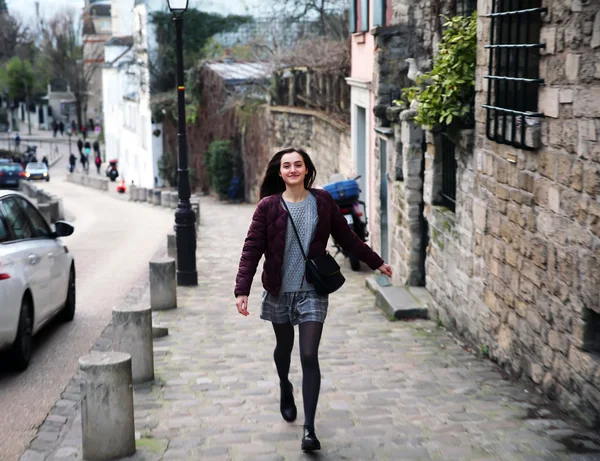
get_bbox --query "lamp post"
[168,0,197,286]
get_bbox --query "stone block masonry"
[375,0,600,428]
[423,0,600,427]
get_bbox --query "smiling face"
[279,151,307,188]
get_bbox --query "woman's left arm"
[328,195,385,271]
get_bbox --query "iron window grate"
[484,0,546,150]
[440,133,457,213]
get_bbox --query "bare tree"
[38,10,103,128]
[267,0,348,39]
[0,10,30,62]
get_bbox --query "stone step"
[366,277,432,321]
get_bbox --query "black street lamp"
[168,0,197,286]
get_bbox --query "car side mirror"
[54,221,74,238]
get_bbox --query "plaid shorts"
[260,291,329,325]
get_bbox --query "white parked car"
[0,191,75,371]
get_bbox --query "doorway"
[380,138,389,263]
[356,106,367,203]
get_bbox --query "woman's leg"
[271,322,294,383]
[298,321,324,428]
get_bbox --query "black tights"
[272,321,324,428]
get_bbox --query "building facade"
[351,0,600,426]
[83,0,112,124]
[101,0,163,188]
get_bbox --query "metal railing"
[484,0,546,150]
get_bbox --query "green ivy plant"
[398,12,477,128]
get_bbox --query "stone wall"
[265,106,353,193]
[373,0,600,426]
[465,0,600,426]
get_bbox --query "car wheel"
[60,266,76,322]
[46,178,50,182]
[8,298,33,371]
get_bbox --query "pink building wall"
[350,2,377,241]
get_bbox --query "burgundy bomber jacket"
[234,188,384,297]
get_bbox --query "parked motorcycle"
[323,174,369,271]
[105,159,119,182]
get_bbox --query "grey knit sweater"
[280,194,318,293]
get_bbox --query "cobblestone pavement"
[25,196,600,461]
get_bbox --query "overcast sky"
[6,0,264,24]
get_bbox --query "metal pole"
[173,13,197,287]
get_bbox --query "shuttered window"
[373,0,385,27]
[350,0,357,33]
[360,0,369,32]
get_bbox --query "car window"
[14,196,51,238]
[1,198,34,241]
[0,213,10,243]
[0,164,22,172]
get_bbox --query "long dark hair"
[259,147,317,199]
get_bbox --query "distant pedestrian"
[69,153,76,173]
[71,120,76,133]
[234,147,392,453]
[77,138,83,155]
[59,121,65,136]
[52,120,58,137]
[81,125,87,140]
[95,155,101,174]
[93,140,100,157]
[42,156,48,168]
[14,132,20,151]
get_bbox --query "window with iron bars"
[452,0,477,17]
[483,0,546,150]
[439,133,457,212]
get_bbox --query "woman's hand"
[236,295,249,316]
[378,264,393,278]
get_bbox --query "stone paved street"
[28,196,600,461]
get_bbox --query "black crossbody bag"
[281,195,345,296]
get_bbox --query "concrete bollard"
[112,305,154,384]
[146,189,153,203]
[79,352,136,461]
[129,185,137,202]
[170,191,178,209]
[138,188,147,202]
[48,200,60,223]
[191,201,200,228]
[38,203,52,224]
[153,189,161,205]
[167,233,177,261]
[149,258,177,310]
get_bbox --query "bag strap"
[280,195,308,262]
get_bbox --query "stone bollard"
[48,200,60,223]
[167,233,177,261]
[138,188,147,202]
[149,258,177,310]
[153,189,161,206]
[191,201,200,228]
[112,305,154,384]
[79,352,136,461]
[38,203,52,224]
[170,191,178,209]
[129,185,137,202]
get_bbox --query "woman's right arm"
[234,201,267,298]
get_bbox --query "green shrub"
[206,140,233,199]
[398,12,477,128]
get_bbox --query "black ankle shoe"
[280,381,297,422]
[301,425,321,452]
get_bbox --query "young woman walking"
[235,147,392,452]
